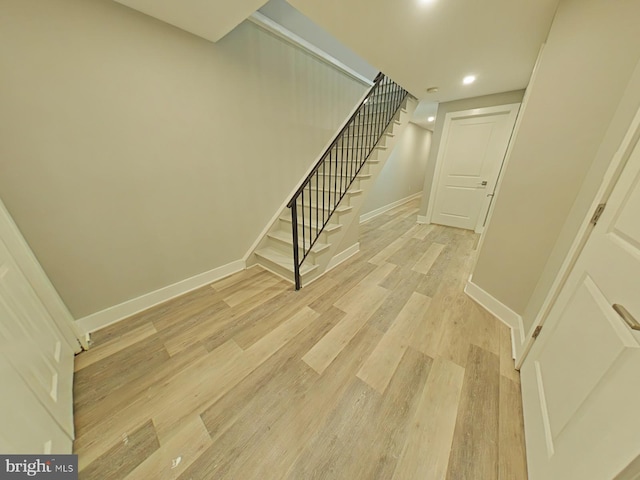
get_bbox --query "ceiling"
[287,0,560,102]
[112,0,269,42]
[411,101,438,130]
[112,0,559,104]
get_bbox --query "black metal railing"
[287,73,409,289]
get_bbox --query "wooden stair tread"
[255,247,318,275]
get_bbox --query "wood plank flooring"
[73,199,528,479]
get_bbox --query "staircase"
[248,74,417,288]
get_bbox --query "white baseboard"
[359,192,422,223]
[416,214,429,224]
[76,259,246,334]
[464,279,525,358]
[326,242,360,272]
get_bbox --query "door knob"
[478,180,488,187]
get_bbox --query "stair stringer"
[247,96,417,285]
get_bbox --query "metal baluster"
[351,113,356,183]
[384,78,392,135]
[387,82,394,125]
[366,85,374,163]
[375,77,389,139]
[301,189,305,261]
[393,82,400,123]
[339,135,344,202]
[307,182,312,253]
[331,144,339,209]
[328,150,332,213]
[291,203,300,290]
[322,162,326,228]
[356,106,362,176]
[344,120,351,196]
[374,80,383,146]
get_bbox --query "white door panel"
[522,117,640,479]
[0,200,75,452]
[0,354,72,454]
[0,236,75,438]
[437,186,481,220]
[430,105,519,232]
[445,119,495,176]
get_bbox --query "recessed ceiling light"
[463,75,476,85]
[419,0,435,4]
[426,87,439,93]
[427,116,435,122]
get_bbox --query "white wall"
[361,123,432,217]
[0,0,366,318]
[472,0,640,316]
[521,58,640,334]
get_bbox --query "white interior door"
[0,354,72,454]
[0,210,75,452]
[521,122,640,479]
[429,104,519,232]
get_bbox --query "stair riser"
[277,219,340,243]
[253,254,294,283]
[323,147,383,163]
[303,207,355,228]
[312,164,373,181]
[253,252,318,283]
[296,202,350,215]
[356,114,399,126]
[296,187,365,208]
[266,236,331,263]
[312,177,369,191]
[332,136,388,148]
[309,182,363,192]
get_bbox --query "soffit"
[113,0,268,42]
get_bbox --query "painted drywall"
[258,0,378,82]
[332,218,360,264]
[362,123,432,216]
[521,58,640,335]
[0,0,366,318]
[418,90,525,217]
[472,0,640,314]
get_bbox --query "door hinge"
[590,203,606,225]
[532,325,543,340]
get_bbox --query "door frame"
[425,102,521,233]
[515,101,640,368]
[0,197,86,352]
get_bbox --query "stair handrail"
[287,73,409,289]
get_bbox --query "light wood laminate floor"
[73,199,527,479]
